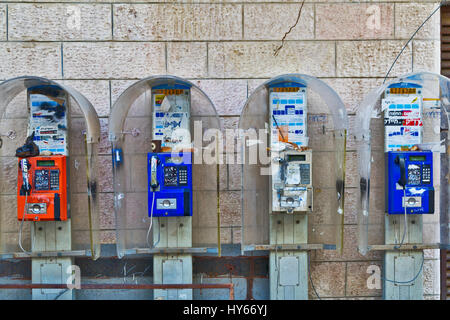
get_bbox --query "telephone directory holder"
[17,155,68,221]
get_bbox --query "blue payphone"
[148,152,193,217]
[385,151,434,215]
[148,83,193,218]
[383,82,434,215]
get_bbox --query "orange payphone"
[17,155,68,221]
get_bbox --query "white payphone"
[269,84,313,214]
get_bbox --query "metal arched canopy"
[238,73,349,131]
[0,76,100,144]
[356,71,450,141]
[108,75,221,142]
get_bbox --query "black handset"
[395,156,407,188]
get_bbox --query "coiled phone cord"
[18,193,31,255]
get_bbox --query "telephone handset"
[395,155,407,189]
[150,156,160,191]
[19,158,32,196]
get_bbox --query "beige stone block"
[395,3,440,40]
[423,248,439,259]
[1,91,28,119]
[8,4,111,41]
[63,42,165,79]
[0,43,61,79]
[369,150,385,188]
[0,157,18,195]
[220,227,232,244]
[98,155,113,193]
[228,163,241,191]
[316,3,394,40]
[347,116,384,151]
[346,261,383,297]
[0,5,6,41]
[209,41,335,78]
[244,4,314,40]
[219,191,241,227]
[68,117,88,156]
[247,79,269,96]
[221,117,239,131]
[167,42,207,78]
[308,261,345,298]
[70,193,90,230]
[423,258,440,295]
[232,227,241,244]
[194,80,247,116]
[70,153,112,194]
[100,230,116,244]
[0,119,27,156]
[193,190,218,228]
[124,192,148,230]
[311,151,356,188]
[130,154,149,193]
[323,78,384,115]
[193,163,219,191]
[113,4,241,41]
[0,195,19,233]
[337,41,412,77]
[219,164,228,191]
[98,118,111,155]
[413,40,440,74]
[99,192,115,230]
[111,81,151,117]
[122,116,153,154]
[62,80,110,117]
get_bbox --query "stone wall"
[0,0,443,299]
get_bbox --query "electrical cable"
[383,1,445,84]
[307,251,321,300]
[380,251,425,285]
[18,193,31,255]
[54,288,70,300]
[395,188,408,249]
[146,192,156,249]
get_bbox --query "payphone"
[271,150,313,213]
[383,84,434,216]
[148,152,192,217]
[269,83,313,213]
[385,151,434,215]
[16,88,69,222]
[148,84,192,219]
[17,155,68,221]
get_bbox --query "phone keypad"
[50,170,60,190]
[178,166,188,186]
[422,165,431,184]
